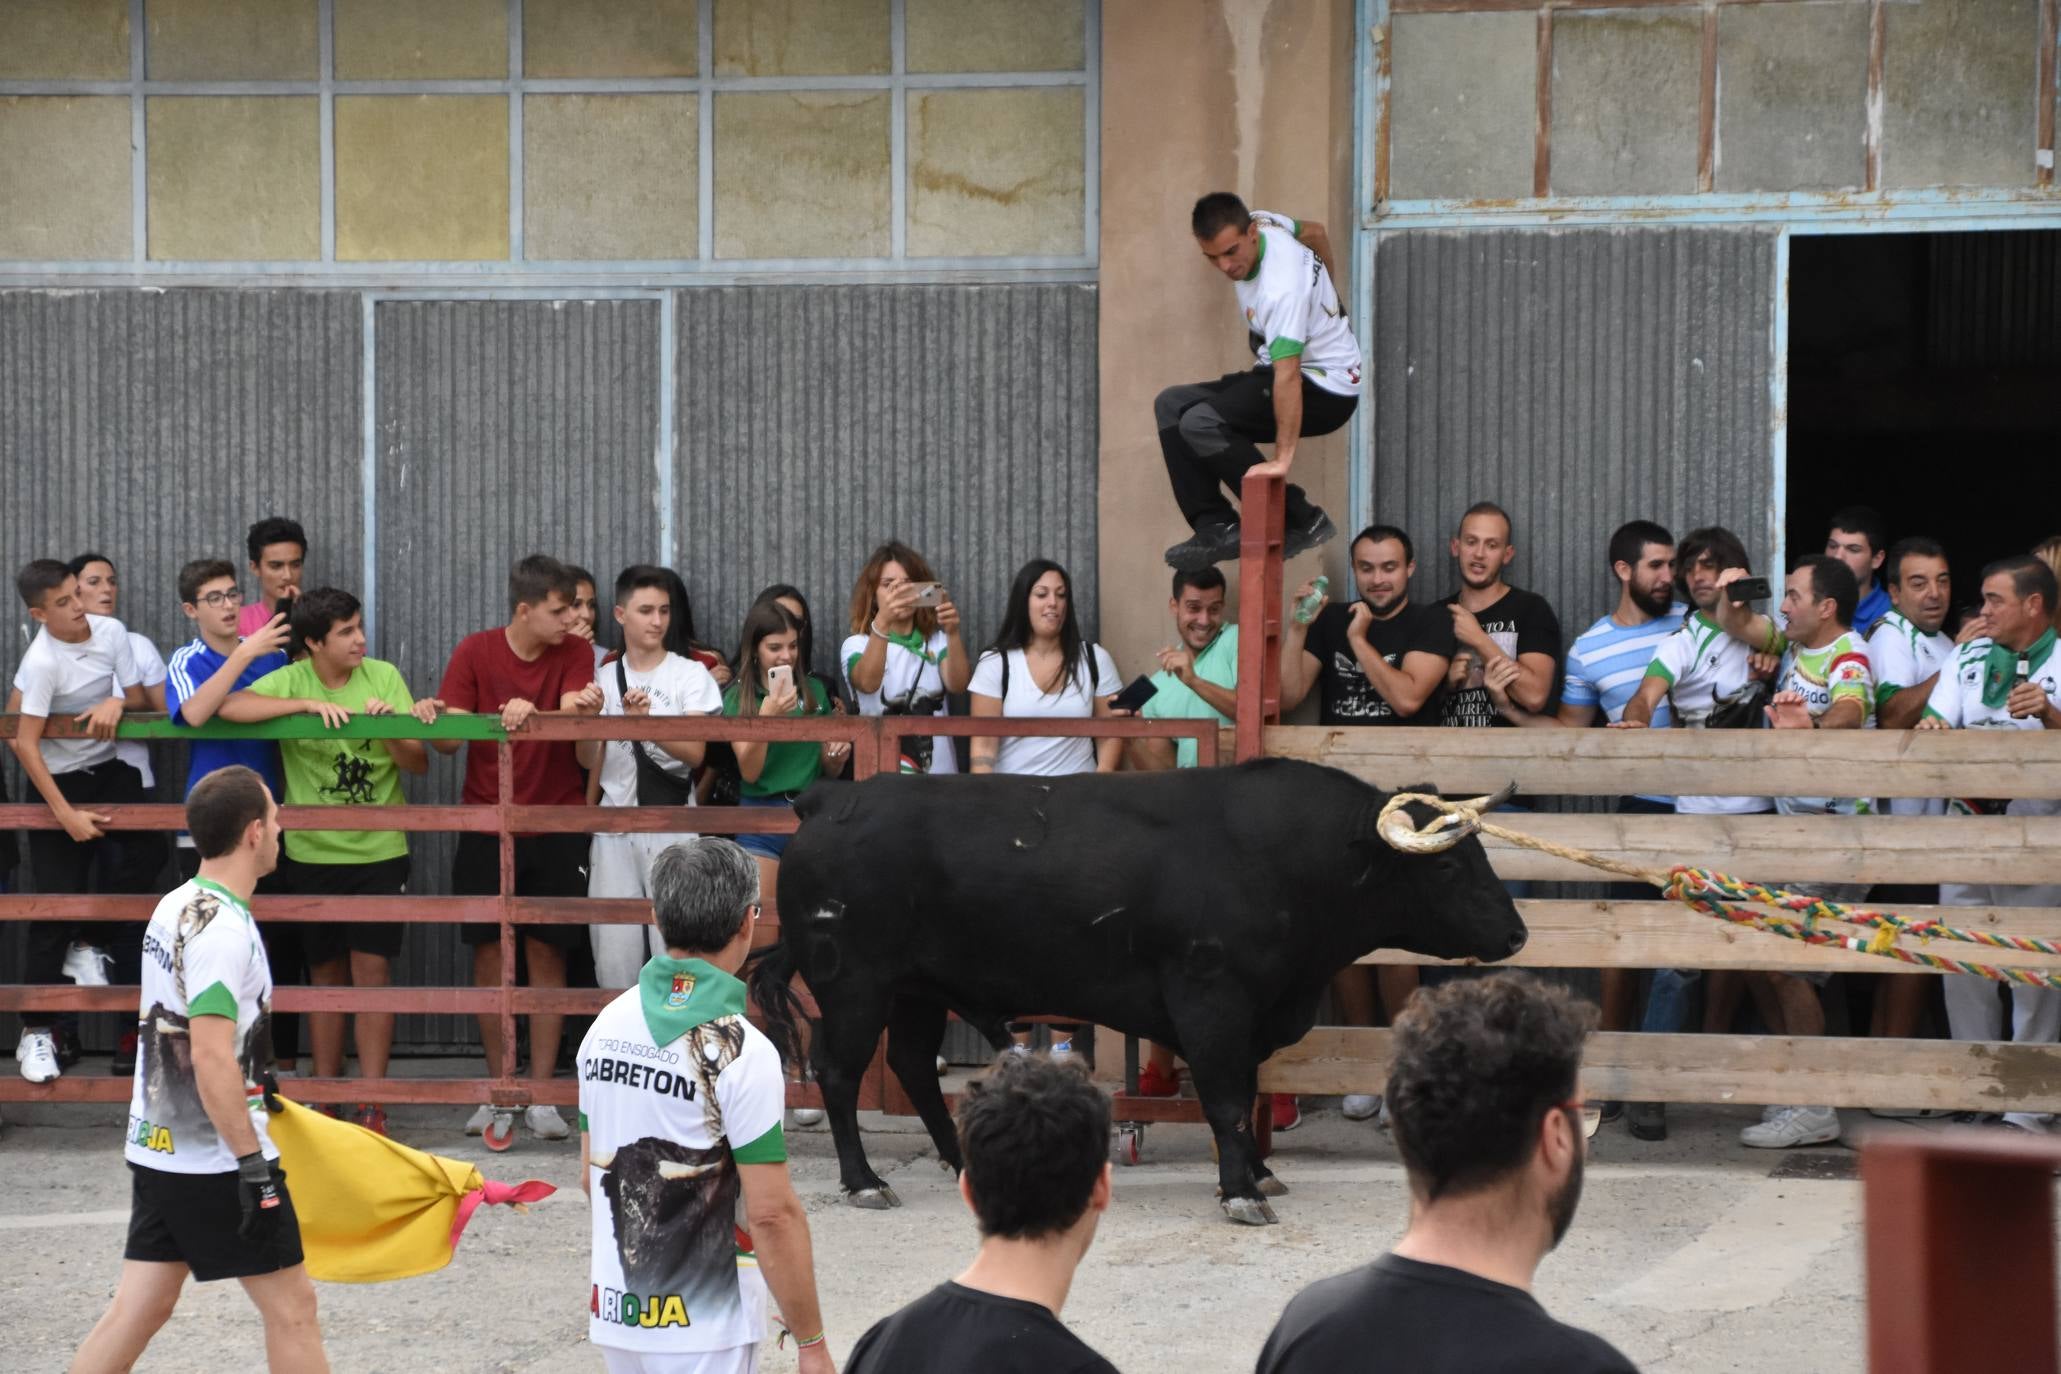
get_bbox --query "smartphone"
[767,664,794,695]
[1109,675,1159,714]
[907,582,946,608]
[1724,576,1772,603]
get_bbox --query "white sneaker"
[1049,1039,1076,1062]
[1740,1105,1841,1149]
[1008,1043,1032,1057]
[525,1105,571,1140]
[1342,1093,1382,1121]
[16,1030,60,1084]
[464,1103,496,1136]
[61,943,112,986]
[935,1054,948,1076]
[790,1107,825,1128]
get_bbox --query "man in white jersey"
[1711,556,1876,1149]
[1917,556,2061,1131]
[1863,538,1961,1060]
[1616,527,1775,1067]
[1159,192,1361,571]
[70,765,330,1372]
[575,566,723,990]
[579,838,833,1374]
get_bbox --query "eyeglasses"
[194,590,245,608]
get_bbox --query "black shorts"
[124,1161,303,1281]
[452,831,589,949]
[283,854,411,964]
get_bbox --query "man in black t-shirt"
[1257,976,1638,1374]
[846,1054,1118,1374]
[1278,524,1455,1126]
[1438,501,1563,728]
[1282,523,1456,727]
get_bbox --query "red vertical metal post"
[496,738,518,1103]
[1234,470,1285,764]
[1864,1133,2061,1374]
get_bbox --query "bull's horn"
[589,1150,614,1170]
[1459,781,1518,813]
[657,1159,720,1181]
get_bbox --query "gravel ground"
[3,1071,2041,1373]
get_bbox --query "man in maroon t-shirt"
[434,554,603,1146]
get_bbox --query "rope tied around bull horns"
[1376,791,2061,992]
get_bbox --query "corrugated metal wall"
[1369,228,1778,641]
[675,286,1101,677]
[1926,229,2061,370]
[0,285,1096,1061]
[372,297,665,1051]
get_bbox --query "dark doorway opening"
[1786,229,2061,614]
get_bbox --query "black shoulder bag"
[617,659,695,806]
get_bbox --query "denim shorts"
[733,794,795,860]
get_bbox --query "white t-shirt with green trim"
[1236,211,1362,398]
[1641,612,1771,815]
[1867,611,1955,817]
[579,956,786,1355]
[841,628,958,775]
[125,877,277,1174]
[1923,631,2061,733]
[1773,629,1877,816]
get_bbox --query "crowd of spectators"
[7,505,2061,1155]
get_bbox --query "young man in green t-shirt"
[220,588,442,1135]
[1129,566,1239,773]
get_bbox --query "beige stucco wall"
[1097,0,1357,685]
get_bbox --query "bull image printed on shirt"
[593,1017,754,1334]
[127,879,277,1173]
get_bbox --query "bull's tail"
[745,941,810,1069]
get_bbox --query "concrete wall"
[1097,0,1356,682]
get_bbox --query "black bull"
[748,758,1527,1225]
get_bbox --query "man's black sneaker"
[1626,1101,1667,1141]
[1283,509,1337,560]
[1164,523,1242,571]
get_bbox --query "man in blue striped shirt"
[1486,520,1686,1142]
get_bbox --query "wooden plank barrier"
[1242,724,2061,1115]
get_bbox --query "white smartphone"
[767,664,794,694]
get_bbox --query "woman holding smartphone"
[723,599,848,894]
[843,542,971,774]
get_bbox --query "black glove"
[236,1151,284,1242]
[257,1070,284,1113]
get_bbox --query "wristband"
[869,622,890,641]
[796,1331,827,1349]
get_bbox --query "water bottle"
[1293,575,1330,626]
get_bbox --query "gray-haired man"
[577,839,834,1374]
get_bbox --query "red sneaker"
[1135,1061,1181,1098]
[351,1104,389,1136]
[1270,1094,1302,1132]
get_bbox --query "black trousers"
[22,760,165,1031]
[1155,368,1359,531]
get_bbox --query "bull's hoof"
[1256,1174,1289,1198]
[1222,1195,1279,1226]
[848,1185,902,1210]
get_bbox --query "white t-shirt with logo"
[1924,634,2061,732]
[14,614,143,775]
[1868,611,1956,817]
[595,652,723,812]
[126,877,277,1174]
[841,628,959,775]
[579,957,787,1356]
[969,645,1122,777]
[115,630,167,790]
[1641,612,1771,814]
[1237,211,1363,398]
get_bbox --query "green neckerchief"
[1242,227,1267,281]
[638,955,747,1048]
[1980,628,2058,709]
[191,876,252,920]
[879,624,947,666]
